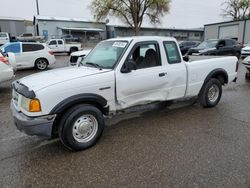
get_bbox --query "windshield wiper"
[85,62,102,70]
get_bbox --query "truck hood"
[19,67,111,92]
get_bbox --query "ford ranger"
[11,36,238,151]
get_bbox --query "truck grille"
[12,90,19,107]
[70,56,79,63]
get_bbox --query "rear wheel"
[35,58,48,70]
[199,78,222,108]
[59,104,104,151]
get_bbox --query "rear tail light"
[0,56,10,65]
[49,51,54,55]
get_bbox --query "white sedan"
[241,45,250,58]
[0,51,16,84]
[0,42,56,70]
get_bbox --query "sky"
[0,0,230,29]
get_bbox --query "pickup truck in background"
[46,39,81,55]
[187,39,241,59]
[11,36,238,151]
[17,33,45,42]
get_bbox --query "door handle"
[159,72,167,77]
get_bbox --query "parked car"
[241,44,250,58]
[17,33,45,42]
[179,41,200,55]
[46,39,81,55]
[0,51,16,84]
[11,36,238,151]
[242,56,250,72]
[61,34,80,43]
[0,32,10,46]
[187,39,241,58]
[69,49,91,66]
[0,42,56,70]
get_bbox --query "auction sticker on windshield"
[112,42,127,48]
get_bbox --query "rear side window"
[58,40,63,45]
[4,43,21,53]
[22,44,44,52]
[163,41,181,64]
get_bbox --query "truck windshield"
[197,40,218,49]
[81,41,128,69]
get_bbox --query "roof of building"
[59,27,105,32]
[0,16,25,21]
[108,25,204,32]
[34,15,105,24]
[204,18,250,26]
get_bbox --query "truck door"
[57,39,65,52]
[115,41,169,109]
[48,40,58,52]
[162,41,187,100]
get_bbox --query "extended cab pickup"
[46,39,81,55]
[11,36,238,151]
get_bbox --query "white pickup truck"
[11,36,238,151]
[46,39,81,55]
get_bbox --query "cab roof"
[107,36,177,43]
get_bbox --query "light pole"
[36,0,40,15]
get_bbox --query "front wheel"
[59,104,104,151]
[199,78,222,108]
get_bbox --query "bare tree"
[91,0,170,35]
[222,0,250,20]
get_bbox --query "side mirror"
[183,55,189,62]
[121,59,137,73]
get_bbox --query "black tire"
[35,58,48,70]
[69,47,78,55]
[199,78,222,108]
[59,104,104,151]
[235,52,241,60]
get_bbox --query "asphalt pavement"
[0,55,250,188]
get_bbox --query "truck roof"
[107,36,177,43]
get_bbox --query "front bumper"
[10,102,56,137]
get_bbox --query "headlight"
[21,96,41,112]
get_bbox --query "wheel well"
[51,101,108,136]
[198,69,228,97]
[210,72,228,85]
[70,47,78,51]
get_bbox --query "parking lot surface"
[0,55,250,188]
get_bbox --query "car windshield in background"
[197,40,218,49]
[81,41,128,69]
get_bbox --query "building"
[33,15,107,42]
[204,19,250,44]
[0,17,26,36]
[107,25,204,41]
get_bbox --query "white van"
[0,32,10,46]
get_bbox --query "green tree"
[91,0,170,35]
[222,0,250,20]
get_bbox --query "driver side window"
[128,43,161,69]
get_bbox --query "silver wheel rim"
[208,84,219,103]
[72,114,98,143]
[36,60,47,70]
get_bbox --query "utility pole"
[36,0,40,15]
